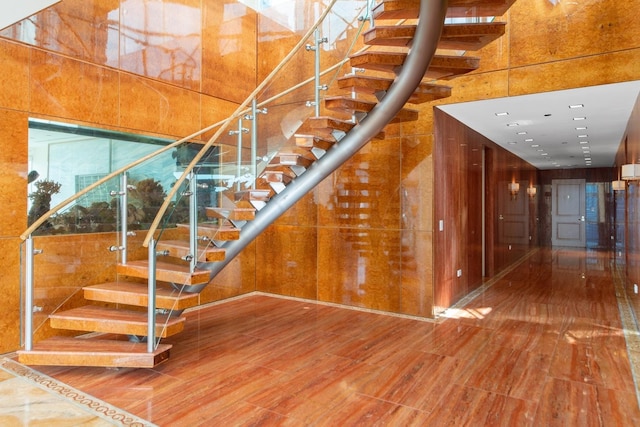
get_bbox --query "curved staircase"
[18,0,517,368]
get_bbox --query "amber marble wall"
[0,0,258,353]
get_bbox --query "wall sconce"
[526,186,537,198]
[508,182,520,198]
[612,180,625,191]
[621,164,640,180]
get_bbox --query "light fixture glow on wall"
[612,166,626,191]
[527,186,537,198]
[612,180,625,191]
[621,164,640,180]
[508,182,520,198]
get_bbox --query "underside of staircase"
[18,0,516,368]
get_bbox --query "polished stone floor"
[4,247,640,425]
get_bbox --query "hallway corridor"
[6,247,640,425]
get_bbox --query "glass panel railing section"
[21,177,123,350]
[231,1,372,196]
[257,0,371,105]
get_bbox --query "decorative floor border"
[0,357,156,427]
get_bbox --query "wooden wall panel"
[617,95,640,329]
[434,109,539,310]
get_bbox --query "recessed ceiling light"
[495,112,509,116]
[579,141,589,144]
[531,144,540,148]
[537,149,544,152]
[576,126,588,130]
[508,141,517,145]
[517,131,527,135]
[577,135,588,138]
[573,117,587,121]
[541,153,548,156]
[581,146,590,150]
[506,123,519,127]
[524,138,534,142]
[569,104,584,109]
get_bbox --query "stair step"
[117,260,210,285]
[260,170,293,184]
[364,22,506,51]
[373,0,516,19]
[234,188,271,202]
[17,337,172,368]
[205,206,256,222]
[349,52,479,80]
[324,97,419,123]
[157,239,226,262]
[84,281,200,310]
[294,134,336,151]
[177,222,240,242]
[270,151,314,168]
[298,117,385,140]
[49,305,185,337]
[337,75,451,104]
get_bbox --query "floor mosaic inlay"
[0,357,155,426]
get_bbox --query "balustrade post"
[188,171,198,272]
[23,236,35,351]
[147,238,157,352]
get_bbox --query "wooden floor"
[33,247,640,426]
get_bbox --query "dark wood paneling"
[434,109,539,309]
[617,94,640,327]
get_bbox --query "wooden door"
[498,180,529,246]
[551,179,586,247]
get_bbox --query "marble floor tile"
[7,247,640,425]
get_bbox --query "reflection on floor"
[5,247,640,425]
[0,357,155,426]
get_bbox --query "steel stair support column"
[120,173,129,265]
[249,99,267,189]
[230,119,249,191]
[306,28,328,117]
[147,238,157,352]
[188,171,198,271]
[109,173,133,263]
[23,236,36,351]
[203,0,448,279]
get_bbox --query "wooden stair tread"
[205,206,256,221]
[84,281,199,310]
[324,96,419,123]
[156,239,226,262]
[298,117,385,140]
[337,75,451,104]
[117,260,210,285]
[270,152,314,168]
[177,222,240,242]
[49,305,185,337]
[373,0,516,19]
[17,337,172,368]
[364,22,506,51]
[349,52,479,80]
[294,134,337,151]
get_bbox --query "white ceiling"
[438,80,640,170]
